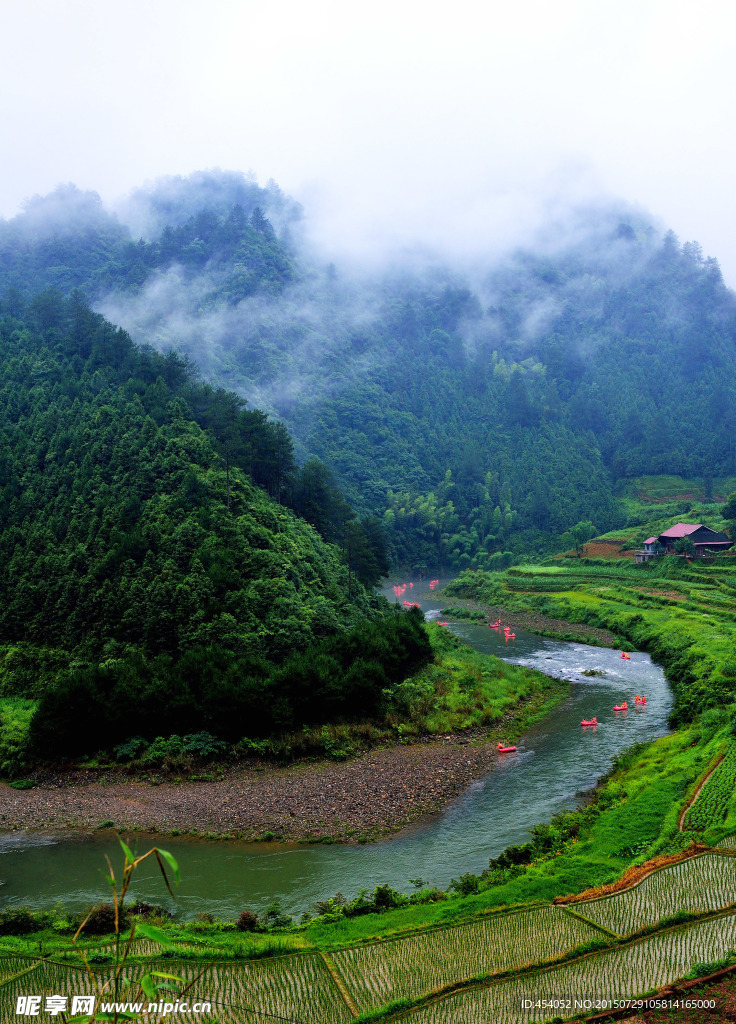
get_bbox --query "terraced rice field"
[198,955,352,1023]
[331,906,598,1013]
[0,952,351,1024]
[575,854,736,935]
[718,834,736,849]
[0,960,118,1010]
[401,912,736,1023]
[0,955,37,982]
[4,851,736,1022]
[684,746,736,832]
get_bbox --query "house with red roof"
[635,523,732,562]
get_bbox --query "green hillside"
[0,296,421,768]
[3,174,736,572]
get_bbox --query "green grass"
[447,556,736,723]
[618,475,736,503]
[409,626,568,736]
[0,697,36,776]
[6,856,736,1023]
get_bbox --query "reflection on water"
[0,577,672,919]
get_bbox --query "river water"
[0,578,672,919]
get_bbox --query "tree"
[674,536,695,558]
[561,520,597,557]
[722,491,736,539]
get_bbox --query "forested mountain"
[3,173,735,572]
[0,298,383,675]
[0,297,434,759]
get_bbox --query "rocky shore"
[442,596,622,648]
[0,737,508,843]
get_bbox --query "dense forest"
[2,174,736,572]
[0,297,425,757]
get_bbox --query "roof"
[644,537,658,545]
[659,523,702,539]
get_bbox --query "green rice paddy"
[4,849,736,1022]
[572,854,736,936]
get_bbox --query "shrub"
[114,736,149,762]
[390,677,435,719]
[182,732,228,761]
[129,901,173,920]
[686,953,736,978]
[264,899,292,929]
[450,872,481,896]
[371,885,405,912]
[236,910,260,932]
[0,907,39,935]
[82,903,123,935]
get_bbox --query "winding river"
[0,578,672,919]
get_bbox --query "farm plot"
[401,912,736,1024]
[718,834,736,849]
[332,906,598,1013]
[173,954,352,1024]
[684,745,736,832]
[0,955,40,982]
[0,953,351,1023]
[576,854,736,935]
[84,937,177,958]
[0,960,115,1012]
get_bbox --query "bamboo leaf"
[140,972,159,999]
[156,847,180,885]
[119,838,135,864]
[136,921,176,948]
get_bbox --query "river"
[0,577,672,919]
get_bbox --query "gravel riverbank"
[0,737,514,842]
[441,595,622,648]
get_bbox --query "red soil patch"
[553,846,708,905]
[583,541,636,559]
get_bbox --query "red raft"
[613,702,628,711]
[581,717,598,726]
[497,742,517,753]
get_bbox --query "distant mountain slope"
[2,173,735,569]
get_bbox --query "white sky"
[2,0,736,279]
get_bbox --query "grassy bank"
[446,556,736,724]
[403,625,569,737]
[440,601,624,649]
